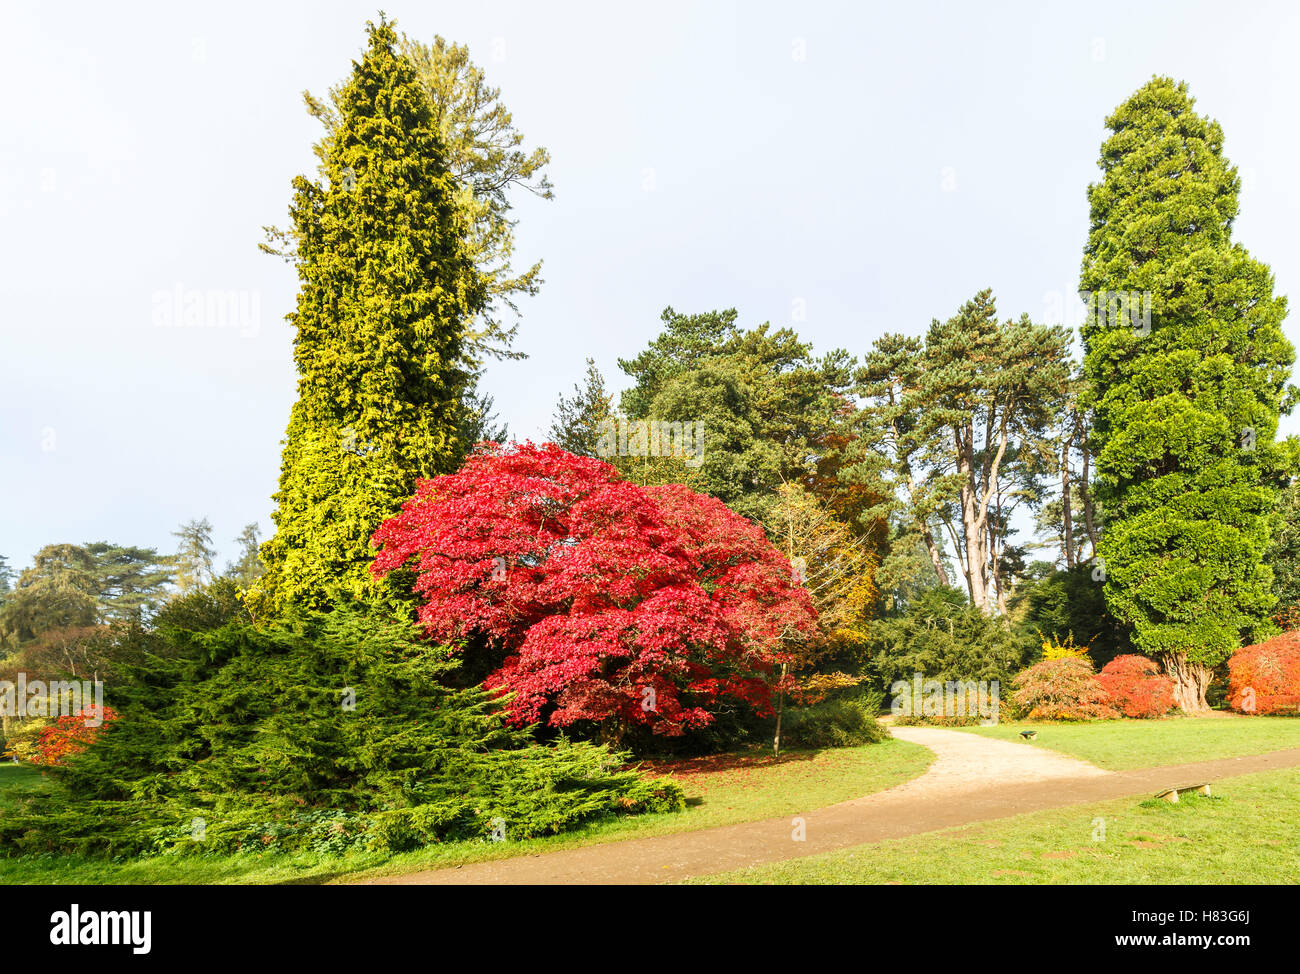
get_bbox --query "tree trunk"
[774,513,796,759]
[922,525,948,587]
[1079,430,1099,560]
[953,425,989,610]
[960,477,990,612]
[939,516,970,596]
[1061,435,1075,569]
[960,417,1004,616]
[1161,653,1214,714]
[991,487,1008,615]
[599,719,626,748]
[904,466,949,587]
[772,663,788,758]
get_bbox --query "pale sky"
[3,0,1299,573]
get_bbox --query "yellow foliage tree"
[768,482,879,753]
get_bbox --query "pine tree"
[0,545,99,646]
[0,544,173,646]
[856,333,951,590]
[548,357,613,458]
[224,524,264,588]
[880,292,1071,615]
[85,543,173,621]
[399,33,552,357]
[616,307,856,527]
[172,518,216,596]
[1081,77,1298,711]
[456,371,509,459]
[258,19,487,613]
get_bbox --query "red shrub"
[1097,654,1175,718]
[1011,657,1117,721]
[1227,632,1300,715]
[31,706,118,766]
[371,443,817,740]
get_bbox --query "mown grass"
[689,766,1300,884]
[0,764,47,814]
[955,715,1300,770]
[0,738,932,885]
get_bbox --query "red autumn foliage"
[1227,631,1300,715]
[31,706,118,766]
[371,443,817,739]
[1096,654,1175,718]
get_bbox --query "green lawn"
[0,738,932,885]
[690,766,1300,884]
[955,715,1300,770]
[0,764,47,814]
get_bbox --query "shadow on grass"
[637,749,819,778]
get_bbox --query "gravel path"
[885,725,1109,791]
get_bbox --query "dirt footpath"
[886,725,1109,790]
[348,728,1300,885]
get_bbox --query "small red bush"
[1012,657,1118,721]
[1227,632,1300,715]
[31,707,117,766]
[1097,654,1175,718]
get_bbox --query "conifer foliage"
[258,19,486,613]
[1081,77,1297,711]
[0,593,682,856]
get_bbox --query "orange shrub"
[31,707,117,765]
[1012,657,1118,721]
[1097,654,1175,718]
[1227,632,1300,715]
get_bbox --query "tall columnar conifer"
[259,20,486,613]
[1080,77,1297,711]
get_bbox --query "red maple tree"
[371,443,816,741]
[1227,631,1300,715]
[1096,654,1175,718]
